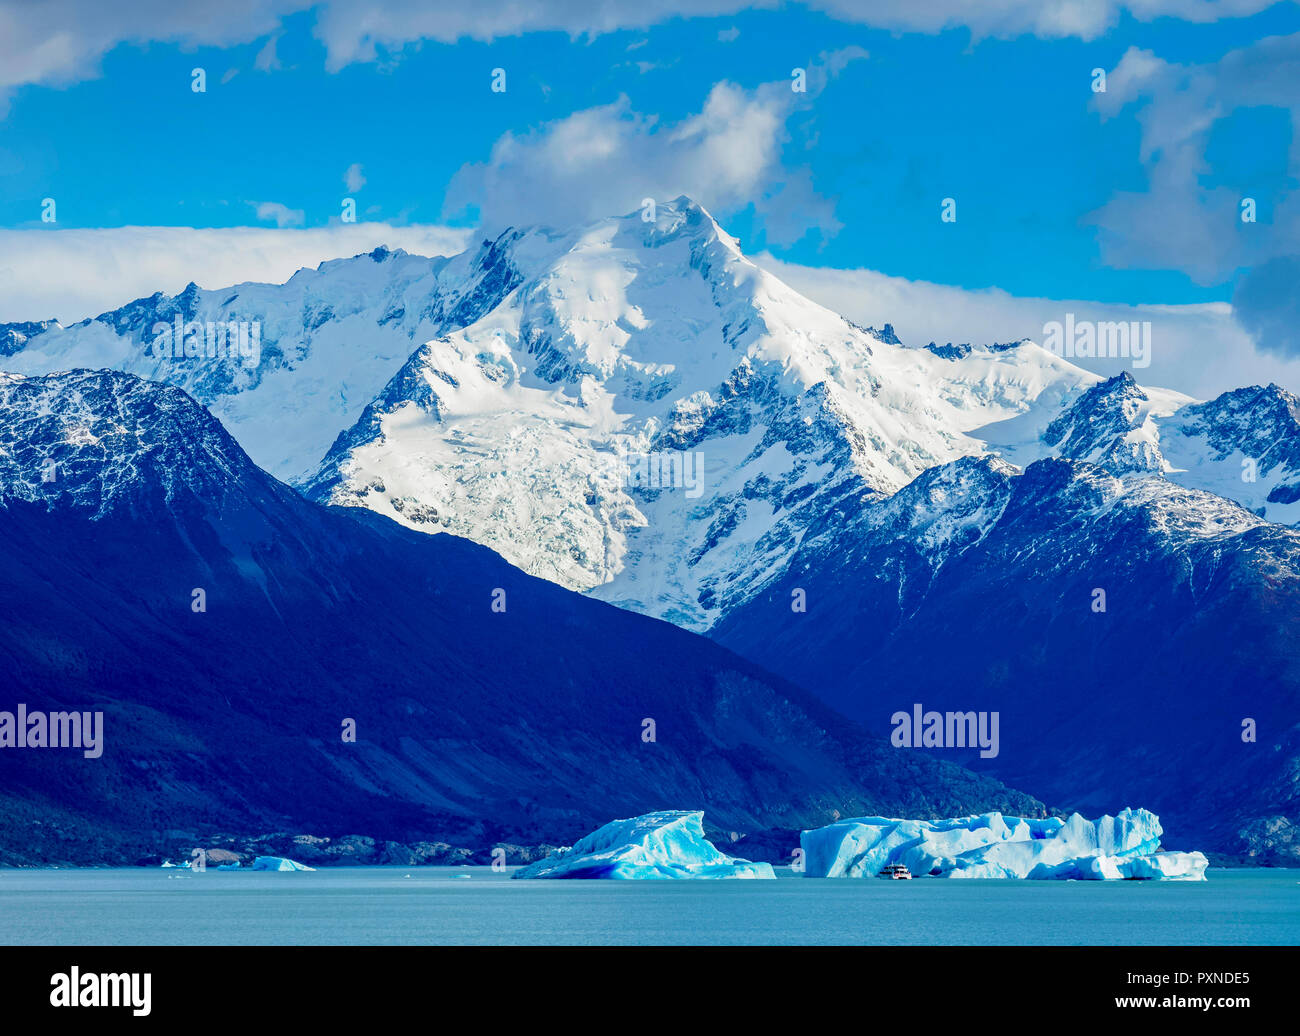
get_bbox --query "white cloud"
[1084,34,1300,358]
[0,223,471,325]
[1088,35,1300,283]
[810,0,1277,41]
[0,0,1280,112]
[252,201,306,228]
[343,163,366,193]
[755,253,1300,400]
[445,55,865,244]
[254,32,283,72]
[0,0,311,113]
[304,0,1281,65]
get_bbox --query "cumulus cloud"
[251,201,306,228]
[0,223,471,325]
[343,163,366,193]
[756,253,1300,400]
[1087,34,1300,356]
[444,53,865,244]
[1089,35,1300,282]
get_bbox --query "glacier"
[512,810,776,879]
[800,809,1208,880]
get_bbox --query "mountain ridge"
[0,367,1045,865]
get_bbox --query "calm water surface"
[1,867,1296,945]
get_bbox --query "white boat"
[878,863,912,880]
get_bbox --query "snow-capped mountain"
[3,196,1299,634]
[5,199,1300,859]
[300,205,1113,630]
[0,240,526,483]
[0,319,57,356]
[1162,384,1300,525]
[990,372,1300,526]
[0,198,1102,631]
[0,369,1044,865]
[0,369,285,520]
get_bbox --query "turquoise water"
[1,867,1296,945]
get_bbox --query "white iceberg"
[250,856,316,871]
[513,810,776,879]
[801,809,1207,880]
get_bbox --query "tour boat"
[878,863,912,880]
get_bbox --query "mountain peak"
[1042,369,1162,476]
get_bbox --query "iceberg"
[250,856,316,872]
[801,809,1207,880]
[513,810,776,879]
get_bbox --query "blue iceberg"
[801,809,1207,880]
[513,810,776,879]
[250,856,316,872]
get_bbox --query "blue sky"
[1,1,1298,392]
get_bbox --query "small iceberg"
[513,810,776,879]
[250,856,316,872]
[159,861,178,868]
[801,809,1208,880]
[216,862,241,871]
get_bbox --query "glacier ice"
[800,809,1207,880]
[250,856,316,872]
[513,810,776,879]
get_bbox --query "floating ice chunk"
[802,809,1205,880]
[1103,851,1209,881]
[250,856,316,871]
[513,810,775,879]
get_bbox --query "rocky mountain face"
[0,370,1042,866]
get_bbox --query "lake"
[1,867,1296,945]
